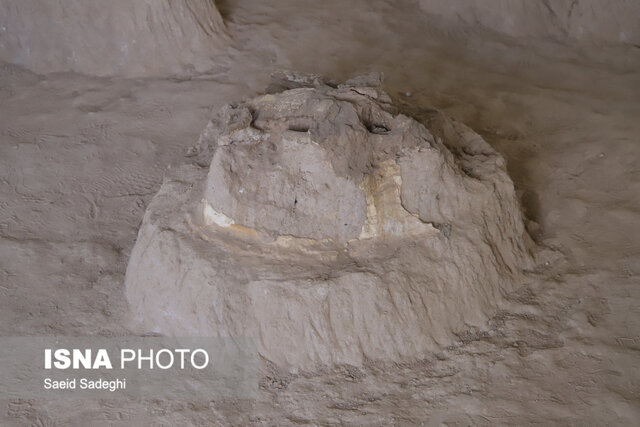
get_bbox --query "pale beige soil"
[1,0,639,425]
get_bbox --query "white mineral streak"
[202,199,235,228]
[359,160,437,239]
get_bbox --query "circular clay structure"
[125,73,535,370]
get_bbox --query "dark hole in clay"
[287,117,313,133]
[362,119,390,134]
[288,124,310,132]
[369,125,390,134]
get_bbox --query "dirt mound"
[125,73,536,370]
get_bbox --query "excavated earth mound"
[125,73,536,370]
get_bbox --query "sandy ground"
[1,0,639,425]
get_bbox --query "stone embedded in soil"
[125,73,536,370]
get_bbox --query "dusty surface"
[0,0,639,425]
[0,0,227,76]
[419,0,640,45]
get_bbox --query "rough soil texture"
[0,0,227,77]
[0,0,639,425]
[125,74,537,370]
[419,0,640,45]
